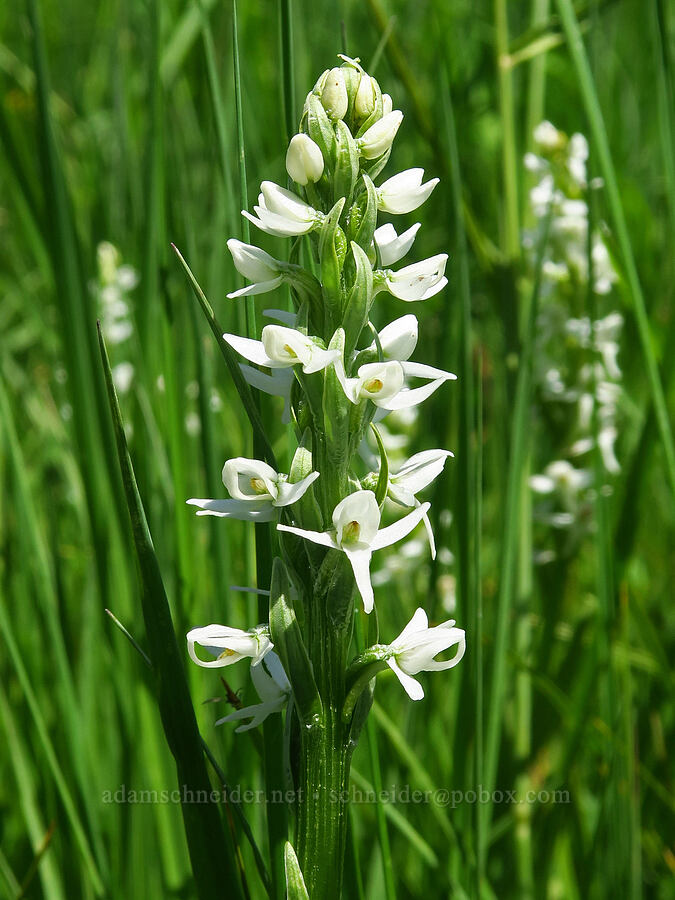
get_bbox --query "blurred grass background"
[1,0,674,897]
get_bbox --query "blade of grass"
[494,0,521,260]
[481,208,552,869]
[0,684,65,900]
[0,599,104,896]
[279,0,296,144]
[97,324,245,900]
[555,0,675,500]
[349,768,439,871]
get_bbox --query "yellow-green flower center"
[363,378,383,393]
[342,520,361,543]
[250,477,269,495]
[283,343,298,358]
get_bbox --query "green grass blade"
[279,0,296,144]
[481,209,552,868]
[97,324,245,900]
[555,0,675,499]
[0,601,104,896]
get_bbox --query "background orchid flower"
[385,608,466,700]
[224,325,339,374]
[215,652,291,732]
[386,449,454,556]
[243,181,323,237]
[376,253,449,302]
[377,168,440,214]
[278,490,430,613]
[187,457,319,522]
[186,624,272,668]
[373,223,421,267]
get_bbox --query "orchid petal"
[187,498,276,522]
[343,547,375,613]
[277,523,337,550]
[370,502,430,550]
[276,471,320,506]
[376,377,448,411]
[386,657,425,700]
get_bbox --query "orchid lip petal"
[343,547,375,613]
[376,377,449,411]
[387,657,425,700]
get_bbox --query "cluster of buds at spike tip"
[185,56,465,736]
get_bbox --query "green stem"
[495,0,521,259]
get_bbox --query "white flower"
[357,111,403,159]
[336,358,455,412]
[364,314,419,361]
[226,239,285,298]
[387,449,454,557]
[240,364,294,424]
[385,608,466,700]
[598,425,620,474]
[533,120,562,150]
[373,223,420,266]
[278,490,430,613]
[216,652,290,732]
[321,67,348,120]
[243,182,323,237]
[377,168,439,215]
[286,134,324,185]
[187,458,319,522]
[379,254,449,302]
[224,325,340,374]
[381,93,393,116]
[187,624,272,669]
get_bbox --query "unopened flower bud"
[321,67,348,120]
[355,74,377,119]
[286,134,324,185]
[382,93,393,116]
[358,111,403,159]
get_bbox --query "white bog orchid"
[243,181,323,237]
[224,325,339,375]
[336,356,455,412]
[187,457,319,522]
[386,608,466,700]
[226,240,285,299]
[377,168,440,215]
[216,652,291,732]
[373,223,421,266]
[379,254,449,302]
[387,449,454,557]
[187,624,272,668]
[278,490,430,613]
